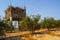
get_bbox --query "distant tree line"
[19,15,60,31]
[0,14,60,36]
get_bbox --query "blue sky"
[0,0,60,20]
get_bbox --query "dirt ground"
[2,29,60,40]
[20,33,60,40]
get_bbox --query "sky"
[0,0,60,20]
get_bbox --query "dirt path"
[1,29,60,40]
[19,34,60,40]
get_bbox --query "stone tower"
[5,6,26,30]
[5,6,26,21]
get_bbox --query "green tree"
[32,15,40,30]
[55,20,60,28]
[40,17,56,31]
[19,14,41,31]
